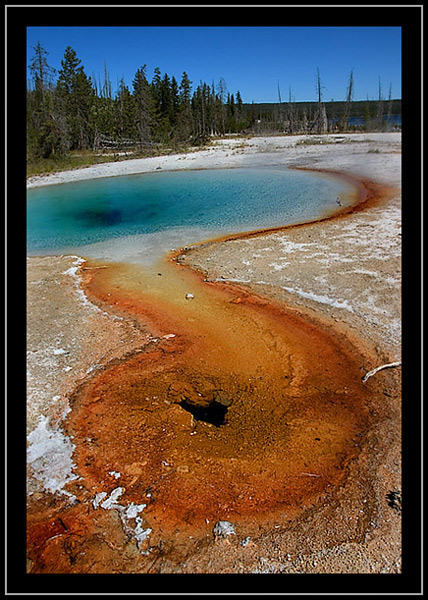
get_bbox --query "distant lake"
[27,167,352,263]
[347,114,402,127]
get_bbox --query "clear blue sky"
[26,26,401,103]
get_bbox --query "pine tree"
[75,68,96,148]
[40,90,69,157]
[192,84,203,137]
[176,71,193,141]
[159,72,173,142]
[179,71,192,107]
[57,46,95,149]
[170,75,180,130]
[28,41,56,102]
[133,65,152,149]
[150,67,163,141]
[227,93,236,132]
[191,83,209,142]
[116,78,136,142]
[236,90,243,126]
[28,42,68,158]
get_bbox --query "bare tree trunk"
[288,86,296,134]
[315,68,328,133]
[277,82,284,131]
[217,77,227,135]
[342,69,354,130]
[376,77,384,130]
[386,83,393,130]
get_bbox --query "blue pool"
[27,167,351,262]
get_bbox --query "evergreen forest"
[27,43,401,175]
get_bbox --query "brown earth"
[26,135,403,577]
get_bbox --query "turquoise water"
[27,167,350,261]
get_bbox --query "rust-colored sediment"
[27,169,394,572]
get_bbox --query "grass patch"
[27,152,116,178]
[26,145,196,179]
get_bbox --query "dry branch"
[362,361,402,383]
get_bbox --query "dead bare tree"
[217,77,227,135]
[386,83,393,130]
[316,67,323,104]
[376,77,384,130]
[342,69,354,131]
[287,86,296,134]
[276,81,284,131]
[315,68,328,134]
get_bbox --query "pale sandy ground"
[27,132,401,190]
[26,133,403,576]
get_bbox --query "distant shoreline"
[26,132,401,189]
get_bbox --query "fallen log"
[362,361,402,383]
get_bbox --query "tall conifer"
[57,46,95,149]
[133,65,152,149]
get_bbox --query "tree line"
[247,97,401,136]
[247,69,400,136]
[27,42,249,159]
[27,43,400,162]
